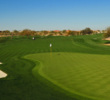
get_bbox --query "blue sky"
[0,0,110,31]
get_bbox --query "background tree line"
[0,28,103,39]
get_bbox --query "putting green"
[24,52,110,100]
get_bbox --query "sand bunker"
[0,70,7,78]
[0,62,3,64]
[104,44,110,46]
[0,62,7,78]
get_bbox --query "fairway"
[1,34,110,100]
[24,52,110,100]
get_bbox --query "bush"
[81,28,93,35]
[104,27,110,38]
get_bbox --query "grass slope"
[0,34,110,100]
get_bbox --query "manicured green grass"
[0,34,110,100]
[25,52,110,100]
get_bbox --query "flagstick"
[50,46,52,57]
[50,43,52,58]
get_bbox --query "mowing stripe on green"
[24,52,110,100]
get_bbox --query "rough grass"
[0,34,110,100]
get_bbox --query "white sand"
[0,62,3,64]
[0,70,7,78]
[0,62,7,78]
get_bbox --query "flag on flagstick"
[50,43,52,57]
[50,43,52,47]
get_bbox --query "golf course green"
[0,34,110,100]
[24,52,110,100]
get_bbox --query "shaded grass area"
[0,34,110,100]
